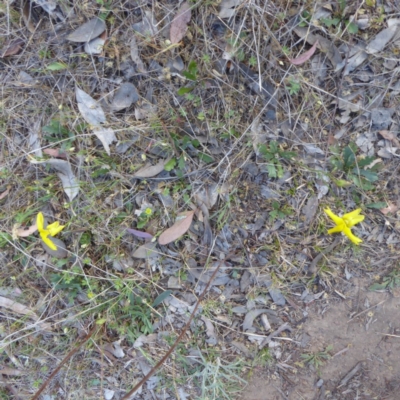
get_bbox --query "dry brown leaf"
[379,130,400,147]
[16,223,38,237]
[290,41,319,65]
[76,86,106,126]
[22,0,36,33]
[133,158,170,178]
[170,2,192,44]
[380,202,398,215]
[158,210,195,245]
[1,39,24,58]
[43,148,67,159]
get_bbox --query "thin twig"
[31,324,98,400]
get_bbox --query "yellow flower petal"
[342,226,362,245]
[47,221,65,236]
[40,231,57,250]
[37,212,45,232]
[328,225,344,234]
[324,208,343,225]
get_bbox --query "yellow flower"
[324,208,364,245]
[37,212,65,251]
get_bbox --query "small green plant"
[330,143,379,190]
[258,140,296,178]
[136,207,153,229]
[178,61,199,96]
[190,351,247,399]
[369,269,400,291]
[301,345,333,371]
[286,78,301,96]
[42,118,77,151]
[269,200,292,222]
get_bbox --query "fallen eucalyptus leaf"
[158,210,195,245]
[1,38,24,57]
[67,17,106,43]
[132,242,158,258]
[31,158,79,201]
[133,158,170,178]
[290,41,318,65]
[126,228,153,239]
[111,82,139,111]
[170,2,192,44]
[76,86,106,126]
[41,237,68,258]
[92,127,116,155]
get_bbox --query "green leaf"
[356,169,378,182]
[366,202,387,209]
[0,232,11,248]
[164,158,177,171]
[343,146,356,169]
[267,164,277,178]
[357,156,376,168]
[368,282,388,291]
[346,21,359,34]
[177,86,194,96]
[198,152,214,163]
[152,290,172,307]
[269,141,278,154]
[321,17,340,27]
[46,62,68,71]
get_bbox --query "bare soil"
[243,281,400,400]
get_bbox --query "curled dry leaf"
[170,2,192,44]
[290,41,318,65]
[380,202,398,215]
[379,130,400,147]
[67,17,106,42]
[43,148,67,159]
[31,158,79,201]
[158,210,195,245]
[16,223,38,237]
[84,35,106,55]
[133,158,170,178]
[1,39,24,58]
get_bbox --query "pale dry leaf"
[111,82,139,111]
[28,118,43,157]
[380,202,398,215]
[290,41,319,65]
[132,242,158,258]
[366,24,399,54]
[130,36,146,72]
[170,2,192,44]
[16,223,38,237]
[133,158,170,178]
[0,367,25,376]
[0,296,52,331]
[84,36,105,55]
[379,130,400,147]
[158,210,195,245]
[219,0,242,18]
[0,188,10,200]
[67,17,106,42]
[92,127,116,155]
[31,158,79,201]
[76,86,106,126]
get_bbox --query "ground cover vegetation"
[1,0,400,398]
